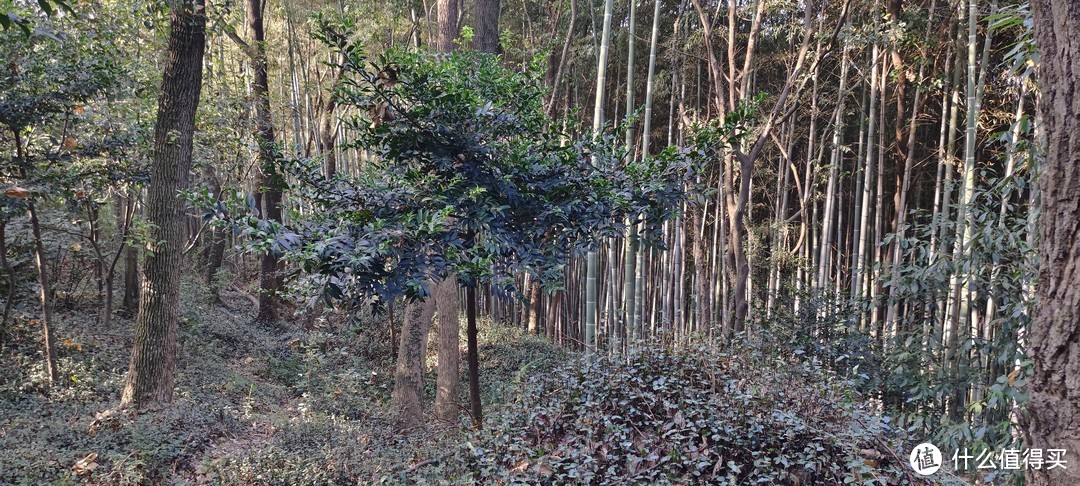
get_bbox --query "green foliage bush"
[460,342,912,484]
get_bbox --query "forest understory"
[0,267,926,484]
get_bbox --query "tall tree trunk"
[433,4,463,426]
[247,0,283,328]
[1027,0,1080,483]
[121,0,207,407]
[818,44,850,290]
[585,0,614,355]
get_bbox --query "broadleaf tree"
[234,32,686,427]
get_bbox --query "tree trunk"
[585,0,614,355]
[466,285,482,428]
[545,290,559,339]
[119,190,140,317]
[247,0,283,328]
[203,176,226,304]
[0,221,14,349]
[526,277,542,334]
[28,201,58,385]
[474,0,499,53]
[1027,0,1080,483]
[392,292,437,428]
[434,277,461,424]
[121,0,206,407]
[439,0,462,52]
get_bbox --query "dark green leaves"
[258,32,687,311]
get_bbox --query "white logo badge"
[909,442,943,475]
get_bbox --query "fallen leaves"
[4,186,30,199]
[61,337,82,352]
[71,452,98,476]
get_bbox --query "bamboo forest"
[1,0,1077,483]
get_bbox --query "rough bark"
[1027,0,1080,483]
[474,0,500,53]
[120,0,206,407]
[392,292,437,428]
[434,277,461,424]
[438,0,462,52]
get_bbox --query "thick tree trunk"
[434,277,461,423]
[438,0,461,52]
[121,0,206,407]
[1027,0,1080,483]
[474,0,500,53]
[392,293,437,428]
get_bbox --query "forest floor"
[0,278,566,484]
[1,276,937,484]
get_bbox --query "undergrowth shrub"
[460,342,913,484]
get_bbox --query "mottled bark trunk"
[434,277,461,423]
[392,292,437,428]
[1027,0,1080,483]
[121,0,206,407]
